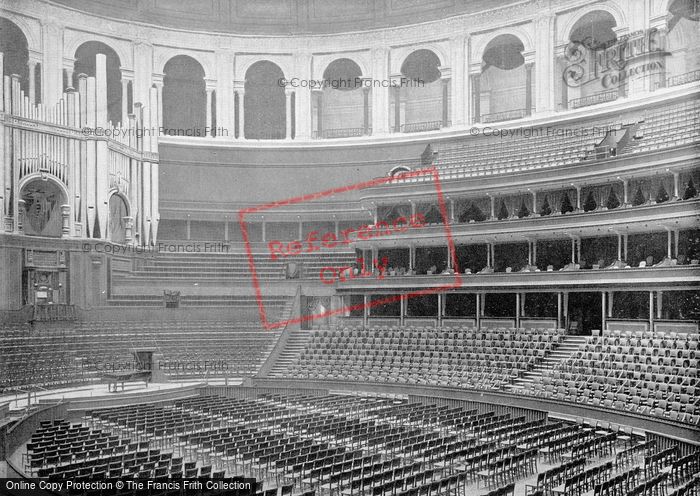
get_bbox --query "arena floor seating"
[16,393,700,495]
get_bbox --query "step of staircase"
[511,335,588,390]
[268,330,313,376]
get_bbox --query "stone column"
[121,69,134,127]
[27,59,37,105]
[293,52,312,140]
[370,47,390,135]
[392,78,401,132]
[534,12,556,114]
[120,79,129,126]
[235,82,245,139]
[313,88,323,138]
[63,58,75,91]
[362,85,371,135]
[205,79,216,137]
[450,35,467,126]
[285,88,294,139]
[470,73,481,123]
[441,75,450,127]
[151,73,163,129]
[525,62,534,116]
[41,21,64,107]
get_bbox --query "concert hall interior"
[0,0,699,495]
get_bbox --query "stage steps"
[267,329,313,377]
[510,335,588,391]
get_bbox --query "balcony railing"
[480,109,529,123]
[569,90,619,109]
[664,70,700,89]
[249,129,286,140]
[313,127,371,139]
[401,121,448,133]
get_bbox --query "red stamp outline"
[239,166,462,330]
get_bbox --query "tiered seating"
[525,330,700,425]
[119,250,357,281]
[425,124,604,180]
[397,98,699,182]
[283,326,564,389]
[1,323,82,391]
[106,294,290,311]
[626,99,700,155]
[0,321,281,392]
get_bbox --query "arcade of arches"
[0,1,699,139]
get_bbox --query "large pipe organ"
[1,53,159,246]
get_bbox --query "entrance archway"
[108,194,129,243]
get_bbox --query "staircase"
[267,330,313,377]
[511,335,588,391]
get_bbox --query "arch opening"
[0,18,33,99]
[245,61,286,140]
[108,194,129,243]
[20,179,66,238]
[665,0,700,85]
[398,49,446,132]
[74,41,123,124]
[163,55,207,137]
[561,11,623,108]
[477,34,530,122]
[316,58,368,138]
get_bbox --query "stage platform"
[0,378,244,412]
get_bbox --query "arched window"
[477,34,530,122]
[666,0,700,84]
[163,55,206,137]
[563,11,619,107]
[74,41,123,124]
[0,18,33,99]
[316,58,367,138]
[245,61,286,140]
[398,49,445,132]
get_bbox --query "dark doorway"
[567,292,602,335]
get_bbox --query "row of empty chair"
[116,250,357,281]
[524,330,700,425]
[281,327,565,389]
[0,321,282,392]
[20,393,699,496]
[397,98,699,182]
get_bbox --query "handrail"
[401,121,447,133]
[569,90,619,109]
[481,109,529,123]
[314,127,371,139]
[664,70,700,89]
